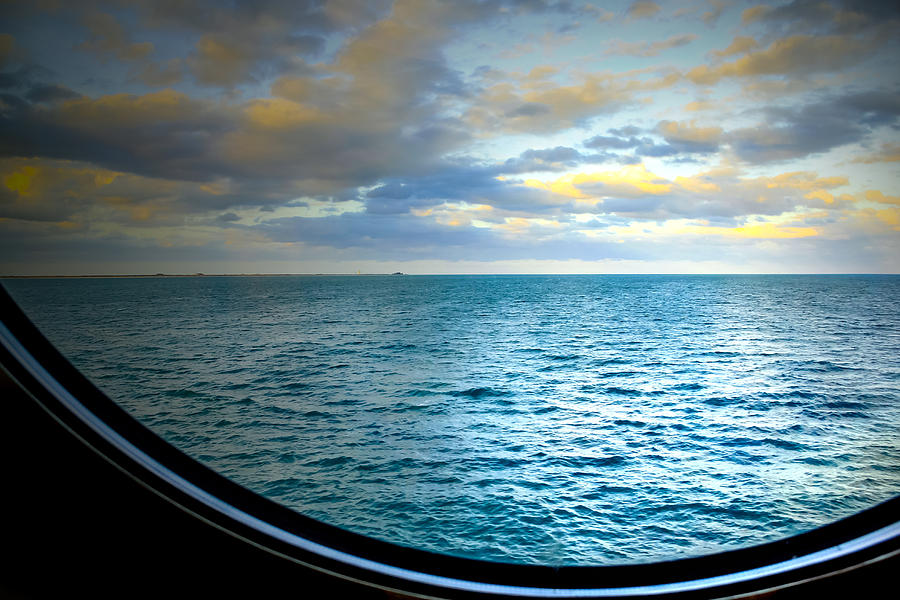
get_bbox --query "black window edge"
[1,282,898,599]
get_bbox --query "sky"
[1,0,898,275]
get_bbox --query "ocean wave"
[450,387,511,399]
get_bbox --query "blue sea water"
[4,274,900,565]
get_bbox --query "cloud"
[79,12,154,62]
[188,36,254,87]
[0,34,14,69]
[742,0,900,35]
[509,163,857,224]
[687,34,879,85]
[113,0,370,88]
[257,210,495,253]
[0,90,238,182]
[702,0,730,26]
[741,5,770,24]
[118,0,592,89]
[523,164,673,200]
[360,158,575,216]
[728,91,900,163]
[0,63,54,92]
[657,120,723,153]
[0,5,483,198]
[0,157,260,225]
[214,212,241,223]
[582,5,615,22]
[851,143,900,164]
[676,220,818,239]
[137,59,184,87]
[584,134,642,150]
[581,121,722,160]
[627,2,662,20]
[24,83,80,103]
[466,70,679,134]
[761,171,849,190]
[683,100,715,111]
[502,146,586,171]
[2,0,898,274]
[860,190,900,206]
[605,34,697,57]
[712,36,759,58]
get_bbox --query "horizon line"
[2,272,899,279]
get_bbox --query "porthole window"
[2,1,899,598]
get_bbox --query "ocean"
[4,274,899,565]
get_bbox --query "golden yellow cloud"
[54,89,206,128]
[0,33,14,68]
[495,217,562,234]
[423,202,496,228]
[763,172,848,190]
[712,36,758,58]
[683,100,715,112]
[678,222,818,239]
[4,166,38,196]
[804,189,835,204]
[524,164,672,199]
[875,207,900,229]
[243,98,323,129]
[849,206,900,232]
[674,175,720,193]
[0,158,239,228]
[467,68,679,134]
[188,35,255,86]
[79,12,153,62]
[627,1,661,20]
[864,190,900,206]
[741,5,771,24]
[3,161,120,199]
[851,143,900,164]
[687,35,871,85]
[658,120,723,144]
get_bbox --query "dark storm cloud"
[112,0,590,87]
[0,0,631,226]
[363,159,567,215]
[506,102,552,118]
[584,124,720,160]
[584,135,682,158]
[0,93,29,112]
[747,0,837,30]
[24,83,80,103]
[259,211,494,250]
[608,125,642,137]
[0,81,472,207]
[0,91,236,182]
[502,146,586,172]
[747,0,900,34]
[253,209,646,263]
[214,212,241,223]
[0,64,56,91]
[584,134,641,150]
[0,220,274,273]
[593,89,899,166]
[360,141,681,218]
[730,90,900,163]
[636,142,680,157]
